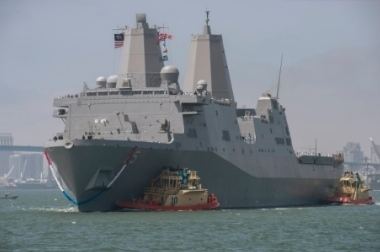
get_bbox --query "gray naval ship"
[45,13,344,212]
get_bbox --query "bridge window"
[121,91,132,95]
[286,138,292,146]
[275,137,285,145]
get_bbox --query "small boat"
[329,171,374,205]
[117,168,220,211]
[0,194,18,200]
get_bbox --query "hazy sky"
[0,0,379,156]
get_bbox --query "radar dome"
[136,13,146,24]
[160,65,179,84]
[196,79,207,92]
[107,75,118,88]
[96,76,107,88]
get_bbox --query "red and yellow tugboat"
[329,171,374,205]
[117,168,220,211]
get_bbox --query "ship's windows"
[131,122,139,134]
[286,138,292,146]
[121,91,132,95]
[143,91,153,95]
[154,90,165,95]
[98,92,108,96]
[222,130,231,141]
[132,91,141,95]
[58,108,67,115]
[124,114,129,122]
[87,92,97,96]
[275,137,285,145]
[110,91,119,95]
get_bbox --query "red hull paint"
[117,200,220,211]
[328,196,375,205]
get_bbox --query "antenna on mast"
[276,53,284,99]
[204,9,211,34]
[206,9,210,26]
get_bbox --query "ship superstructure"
[46,13,344,211]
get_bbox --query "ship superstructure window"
[275,137,285,145]
[222,130,230,141]
[87,92,97,96]
[121,91,132,95]
[131,122,139,134]
[286,138,292,146]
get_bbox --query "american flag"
[158,32,172,41]
[114,33,124,48]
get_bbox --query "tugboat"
[117,168,220,211]
[329,171,374,205]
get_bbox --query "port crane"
[369,137,380,163]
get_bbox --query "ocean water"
[1,189,379,252]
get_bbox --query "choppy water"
[1,189,379,252]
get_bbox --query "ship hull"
[46,140,340,212]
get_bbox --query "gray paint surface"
[46,14,343,211]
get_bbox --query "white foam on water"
[25,206,78,213]
[274,207,288,211]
